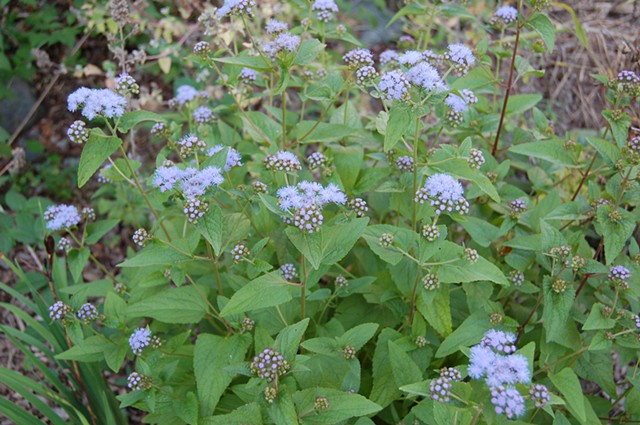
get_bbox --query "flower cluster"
[335,275,348,288]
[217,0,256,18]
[280,263,297,281]
[153,165,224,199]
[277,181,346,233]
[312,0,339,22]
[379,233,394,247]
[239,67,257,84]
[406,62,446,91]
[343,48,374,69]
[178,134,207,158]
[348,198,368,217]
[193,106,215,123]
[44,204,81,231]
[608,265,631,288]
[395,155,414,172]
[443,44,475,76]
[529,383,550,408]
[264,151,302,172]
[430,367,462,402]
[81,207,95,221]
[169,85,208,108]
[250,348,290,382]
[67,87,127,120]
[422,271,440,290]
[208,145,243,171]
[230,242,250,263]
[129,327,160,356]
[342,345,356,359]
[183,198,209,223]
[193,41,211,56]
[263,33,301,58]
[414,174,469,215]
[114,73,139,96]
[307,151,327,169]
[509,199,527,218]
[378,70,411,101]
[76,303,98,322]
[57,237,72,252]
[464,248,479,263]
[49,301,72,321]
[380,49,398,65]
[491,6,518,25]
[355,66,378,86]
[469,330,530,418]
[127,372,152,391]
[132,228,150,247]
[615,70,640,95]
[67,120,89,144]
[422,224,440,241]
[468,148,485,169]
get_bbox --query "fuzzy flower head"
[208,145,243,171]
[491,6,518,25]
[277,181,346,211]
[406,62,447,91]
[608,265,631,286]
[415,174,469,215]
[129,327,152,356]
[114,73,140,96]
[397,50,424,66]
[469,330,531,388]
[615,70,640,95]
[169,85,207,108]
[178,134,206,158]
[263,32,301,58]
[67,120,89,144]
[491,385,526,419]
[378,70,411,101]
[44,204,81,231]
[179,166,224,199]
[193,106,215,124]
[153,166,185,192]
[49,301,72,321]
[380,49,399,65]
[264,151,302,172]
[250,348,290,382]
[265,19,288,34]
[127,372,152,391]
[343,48,374,69]
[529,384,550,408]
[77,303,98,322]
[312,0,339,21]
[217,0,256,18]
[481,329,517,354]
[238,67,257,84]
[280,263,298,281]
[444,44,475,76]
[67,87,127,120]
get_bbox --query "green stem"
[412,117,421,231]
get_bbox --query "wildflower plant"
[2,1,640,424]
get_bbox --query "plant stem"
[516,292,544,341]
[117,146,171,240]
[408,273,422,324]
[301,257,307,322]
[491,21,522,157]
[412,117,421,231]
[282,92,287,149]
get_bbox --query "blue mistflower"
[397,50,424,66]
[67,87,127,120]
[378,70,411,101]
[406,62,447,91]
[265,19,288,34]
[207,145,243,171]
[44,204,81,231]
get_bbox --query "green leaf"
[194,334,251,416]
[602,110,631,147]
[596,207,636,264]
[370,328,404,408]
[384,104,413,151]
[295,121,355,144]
[85,219,119,245]
[285,218,369,269]
[242,111,281,145]
[104,341,128,373]
[549,368,586,423]
[509,140,576,167]
[416,290,452,337]
[196,204,223,256]
[117,110,165,133]
[332,145,363,191]
[78,129,121,187]
[430,157,500,202]
[388,340,423,386]
[583,303,616,330]
[293,39,324,66]
[542,276,576,345]
[55,336,109,362]
[67,247,89,283]
[506,94,543,114]
[338,323,379,350]
[527,13,556,52]
[585,137,621,165]
[220,273,293,317]
[126,286,209,323]
[118,245,191,267]
[552,2,588,48]
[295,388,381,424]
[275,318,310,360]
[201,403,262,425]
[215,54,273,71]
[438,257,508,286]
[455,216,500,247]
[435,313,491,358]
